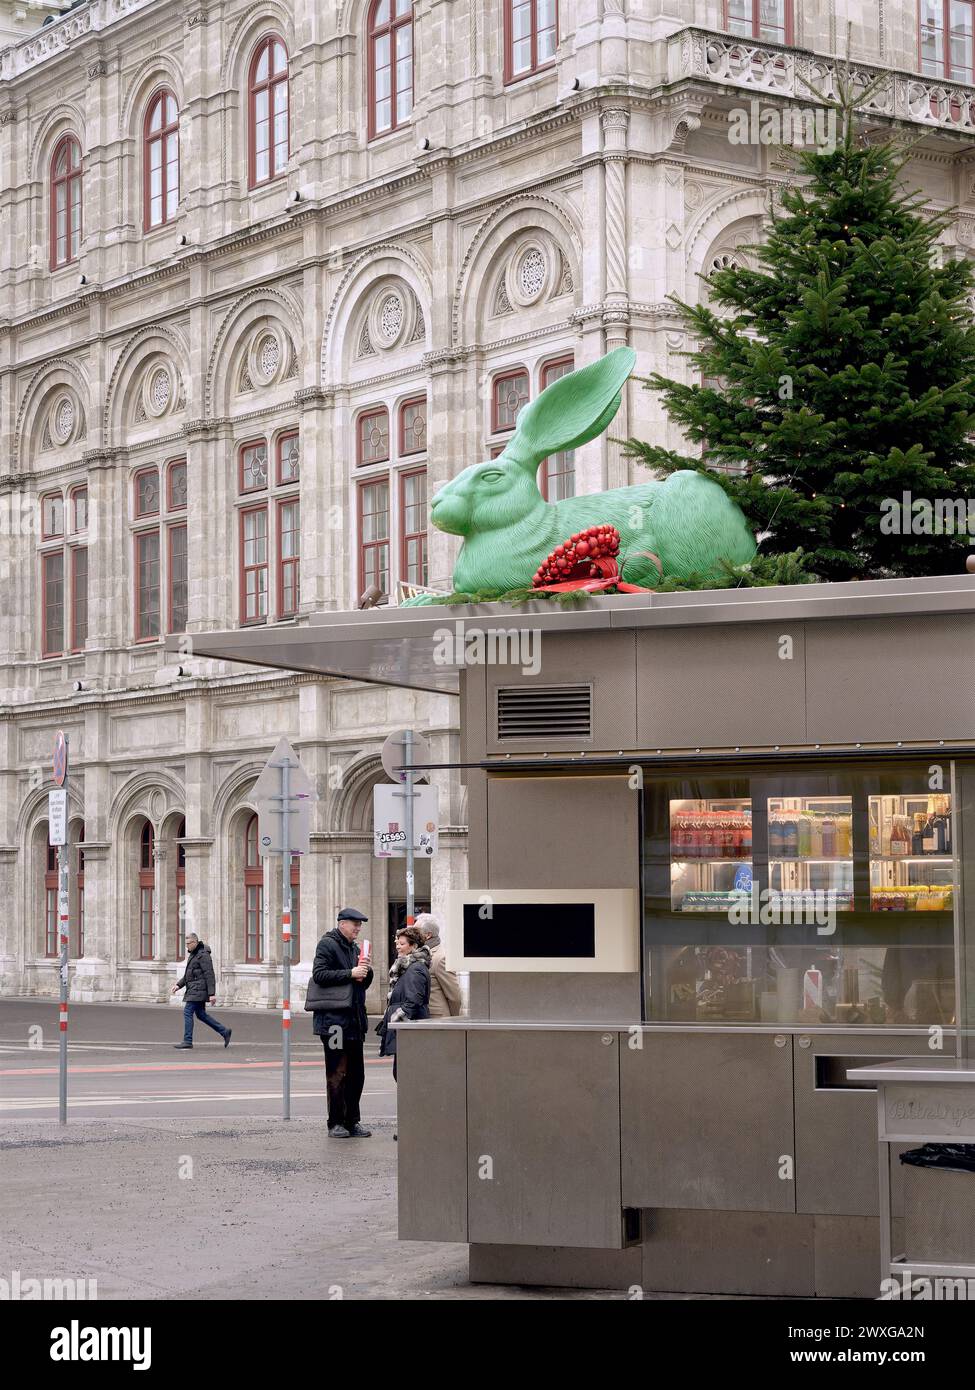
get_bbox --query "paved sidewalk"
[0,1117,618,1301]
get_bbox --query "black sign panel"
[463,902,596,958]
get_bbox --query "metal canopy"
[165,609,463,693]
[165,574,975,695]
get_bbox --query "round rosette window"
[142,361,178,419]
[368,284,417,351]
[50,393,78,446]
[505,238,558,310]
[248,327,293,386]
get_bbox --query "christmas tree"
[623,101,975,580]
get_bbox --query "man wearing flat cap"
[310,907,375,1138]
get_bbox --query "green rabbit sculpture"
[413,346,756,598]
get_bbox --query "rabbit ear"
[501,347,637,472]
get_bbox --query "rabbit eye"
[480,470,505,482]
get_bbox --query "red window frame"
[168,523,188,633]
[134,466,161,518]
[289,857,300,962]
[76,825,85,958]
[143,87,180,231]
[357,407,390,466]
[167,458,187,511]
[50,133,82,270]
[491,367,529,434]
[134,529,161,642]
[919,0,975,79]
[41,550,65,658]
[240,503,269,625]
[244,814,264,962]
[276,431,300,485]
[277,498,300,618]
[70,485,87,533]
[504,0,559,84]
[248,34,290,188]
[724,0,793,44]
[175,816,186,958]
[139,821,155,960]
[398,396,427,456]
[70,546,88,653]
[538,355,575,501]
[399,467,428,587]
[238,438,269,494]
[367,0,414,140]
[41,491,64,540]
[45,842,58,957]
[357,475,390,599]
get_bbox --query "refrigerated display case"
[669,798,752,912]
[870,792,954,912]
[645,764,957,1028]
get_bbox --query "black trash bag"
[899,1144,975,1175]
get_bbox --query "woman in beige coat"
[413,913,462,1018]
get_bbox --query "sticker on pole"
[381,730,431,785]
[48,789,68,846]
[53,730,68,787]
[373,783,438,858]
[252,736,315,856]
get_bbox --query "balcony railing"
[668,27,975,136]
[0,0,158,80]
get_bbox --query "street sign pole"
[58,839,68,1125]
[53,731,70,1126]
[253,737,313,1123]
[281,756,291,1122]
[403,730,415,927]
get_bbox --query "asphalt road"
[0,999,394,1122]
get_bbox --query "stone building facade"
[2,0,975,1009]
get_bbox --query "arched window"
[248,36,289,187]
[244,814,264,962]
[144,89,180,230]
[50,133,82,269]
[76,823,85,958]
[505,0,558,83]
[368,0,413,139]
[175,816,187,957]
[45,842,58,957]
[139,821,155,959]
[288,857,300,963]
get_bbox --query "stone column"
[601,107,631,491]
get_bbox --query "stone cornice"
[0,669,331,723]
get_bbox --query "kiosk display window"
[645,763,957,1028]
[870,792,953,911]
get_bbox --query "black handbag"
[304,976,354,1012]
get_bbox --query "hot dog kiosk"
[181,572,975,1296]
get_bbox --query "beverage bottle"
[809,812,823,857]
[783,814,799,858]
[921,815,936,854]
[821,814,836,857]
[798,813,811,857]
[769,814,782,858]
[890,817,909,856]
[912,813,925,856]
[743,809,752,857]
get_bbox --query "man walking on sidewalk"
[172,934,232,1050]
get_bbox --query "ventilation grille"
[496,684,592,742]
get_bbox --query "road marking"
[1,1091,397,1111]
[0,1058,391,1078]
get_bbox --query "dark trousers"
[322,1038,365,1129]
[183,1000,229,1044]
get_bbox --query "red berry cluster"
[533,525,621,585]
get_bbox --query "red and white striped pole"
[281,759,291,1120]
